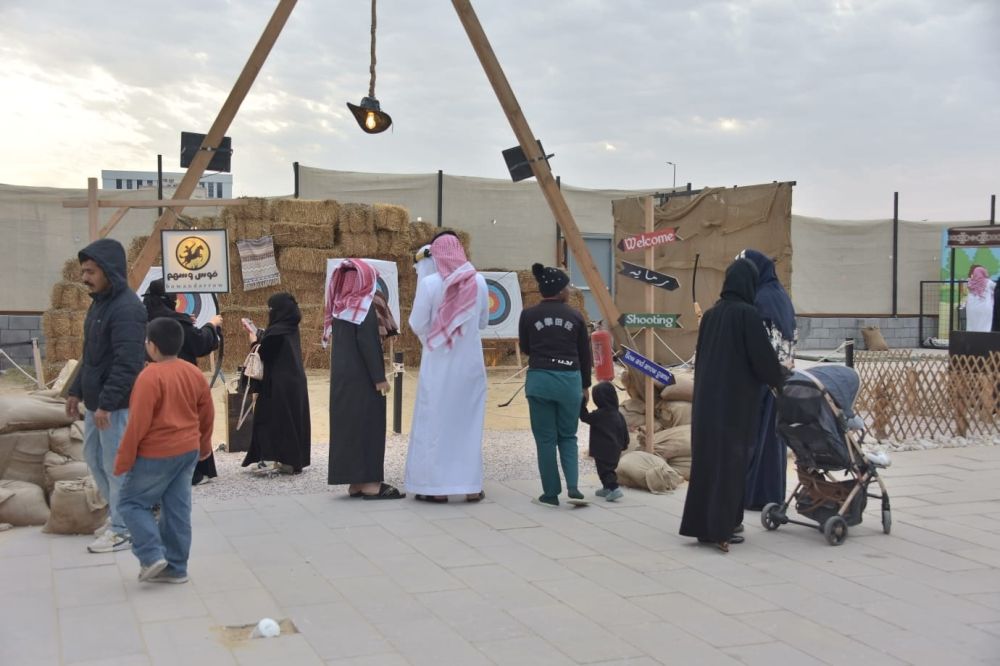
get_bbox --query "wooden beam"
[63,198,246,209]
[452,0,627,347]
[127,0,298,291]
[98,207,131,239]
[87,178,99,241]
[643,197,655,452]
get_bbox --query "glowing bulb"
[365,111,377,130]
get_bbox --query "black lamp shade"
[347,96,392,134]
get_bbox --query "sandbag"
[0,480,50,526]
[0,430,50,488]
[48,425,85,461]
[43,478,108,535]
[638,425,692,462]
[620,398,647,429]
[615,450,683,494]
[0,394,78,434]
[671,455,692,480]
[660,371,694,402]
[43,451,90,496]
[657,400,692,428]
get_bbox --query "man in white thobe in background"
[406,232,489,503]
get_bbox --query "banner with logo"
[161,229,230,293]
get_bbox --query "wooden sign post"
[642,197,656,451]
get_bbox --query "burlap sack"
[659,371,694,402]
[0,480,50,526]
[43,451,90,496]
[0,394,78,434]
[620,398,646,429]
[861,326,889,351]
[670,455,692,480]
[48,425,85,461]
[0,430,50,488]
[638,425,692,461]
[615,450,683,494]
[657,400,692,428]
[43,478,108,535]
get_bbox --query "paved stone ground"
[2,446,1000,665]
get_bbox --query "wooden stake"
[99,207,130,239]
[31,338,45,390]
[127,0,298,291]
[452,0,627,348]
[644,197,655,452]
[87,178,98,241]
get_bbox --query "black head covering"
[263,292,301,339]
[78,238,129,299]
[591,381,620,410]
[142,278,181,322]
[720,258,759,305]
[738,249,796,340]
[532,263,570,298]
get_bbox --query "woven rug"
[236,236,281,290]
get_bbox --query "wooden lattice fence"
[854,350,1000,440]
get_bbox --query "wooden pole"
[127,0,298,291]
[31,338,45,390]
[643,197,655,452]
[87,178,99,241]
[98,207,131,239]
[452,0,627,347]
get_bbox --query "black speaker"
[180,132,232,172]
[502,140,547,182]
[948,331,1000,358]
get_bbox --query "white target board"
[480,271,523,339]
[136,267,218,330]
[324,259,400,326]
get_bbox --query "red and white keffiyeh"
[325,259,378,330]
[426,235,478,351]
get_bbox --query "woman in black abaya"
[241,292,311,474]
[679,258,785,552]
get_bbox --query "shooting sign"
[162,229,230,293]
[618,313,681,328]
[618,261,680,291]
[617,228,676,252]
[620,347,676,386]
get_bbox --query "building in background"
[101,170,232,199]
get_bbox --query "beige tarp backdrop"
[790,215,951,314]
[299,165,662,269]
[614,183,793,363]
[0,184,222,311]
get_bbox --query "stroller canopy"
[792,365,860,420]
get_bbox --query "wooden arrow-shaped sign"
[618,312,682,328]
[618,261,680,291]
[617,228,676,252]
[619,347,676,386]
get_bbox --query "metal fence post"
[845,337,855,368]
[392,351,404,433]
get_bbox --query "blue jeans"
[84,409,129,534]
[526,369,582,498]
[118,451,198,575]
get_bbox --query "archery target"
[136,267,218,330]
[480,272,522,339]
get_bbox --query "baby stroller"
[761,365,891,546]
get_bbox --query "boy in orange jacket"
[114,317,214,583]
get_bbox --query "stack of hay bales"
[616,366,694,489]
[0,393,97,530]
[41,259,90,379]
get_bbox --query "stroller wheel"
[882,509,892,535]
[761,503,783,531]
[823,515,848,546]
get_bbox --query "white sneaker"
[138,558,168,582]
[605,488,624,502]
[88,531,130,554]
[148,570,189,584]
[93,519,111,536]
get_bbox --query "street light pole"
[666,161,677,189]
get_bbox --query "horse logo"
[176,236,211,271]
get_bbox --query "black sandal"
[415,494,448,503]
[465,491,485,503]
[348,490,364,498]
[362,483,405,500]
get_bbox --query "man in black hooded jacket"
[65,238,147,553]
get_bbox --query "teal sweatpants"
[526,369,583,498]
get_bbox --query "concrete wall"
[797,315,938,350]
[0,314,43,372]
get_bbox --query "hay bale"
[374,204,409,232]
[409,221,436,248]
[341,234,378,258]
[61,258,80,282]
[50,283,66,310]
[43,310,73,340]
[53,338,83,363]
[271,223,335,249]
[67,284,90,310]
[376,230,412,258]
[226,197,274,223]
[271,199,339,227]
[278,247,330,274]
[341,203,375,234]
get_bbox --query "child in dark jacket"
[580,381,629,501]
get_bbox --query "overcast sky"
[1,0,997,221]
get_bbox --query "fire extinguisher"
[591,328,615,382]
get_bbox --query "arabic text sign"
[618,261,680,291]
[620,347,675,386]
[619,313,681,328]
[617,228,676,252]
[162,229,230,293]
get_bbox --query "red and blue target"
[376,277,389,298]
[486,278,512,326]
[174,293,202,320]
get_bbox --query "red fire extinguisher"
[591,328,615,382]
